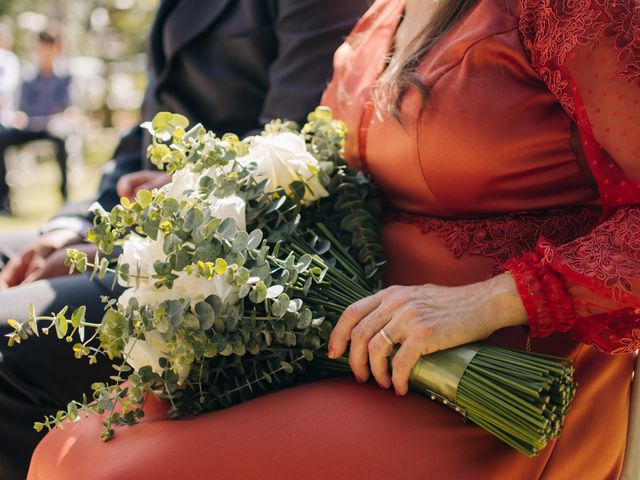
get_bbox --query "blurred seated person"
[0,21,20,125]
[0,26,71,214]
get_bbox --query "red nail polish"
[355,375,365,384]
[394,390,403,397]
[328,346,336,359]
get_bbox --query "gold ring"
[379,328,395,346]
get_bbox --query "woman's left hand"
[327,273,528,395]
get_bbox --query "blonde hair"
[376,0,479,121]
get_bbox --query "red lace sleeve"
[505,0,640,354]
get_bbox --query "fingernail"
[377,382,388,390]
[328,346,336,359]
[355,375,365,384]
[394,390,403,397]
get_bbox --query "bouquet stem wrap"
[408,344,482,408]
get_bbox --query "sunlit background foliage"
[0,0,158,229]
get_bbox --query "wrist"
[486,273,529,329]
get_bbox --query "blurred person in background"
[0,21,20,123]
[0,1,368,478]
[0,25,71,214]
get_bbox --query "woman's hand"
[116,171,171,201]
[327,273,528,395]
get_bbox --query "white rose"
[209,194,246,230]
[119,271,239,384]
[171,270,239,307]
[123,329,168,376]
[160,166,200,203]
[117,235,166,287]
[117,270,238,310]
[160,168,246,229]
[241,132,329,203]
[117,284,168,308]
[123,330,190,384]
[160,165,223,204]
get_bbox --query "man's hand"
[0,229,87,288]
[117,171,171,201]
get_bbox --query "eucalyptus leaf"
[232,231,249,253]
[266,285,284,299]
[184,207,205,230]
[249,281,268,304]
[166,300,185,327]
[142,216,160,240]
[247,229,263,249]
[71,306,86,329]
[163,234,182,255]
[195,302,215,330]
[217,217,237,238]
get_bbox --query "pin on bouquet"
[7,107,575,456]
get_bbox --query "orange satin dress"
[28,1,640,479]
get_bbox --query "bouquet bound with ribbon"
[6,108,575,457]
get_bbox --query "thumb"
[135,173,171,194]
[116,174,135,199]
[117,171,155,200]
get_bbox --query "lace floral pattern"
[384,206,601,268]
[611,325,640,354]
[508,0,640,354]
[561,307,640,354]
[519,0,640,209]
[519,0,640,114]
[504,207,640,353]
[538,207,640,302]
[504,252,576,338]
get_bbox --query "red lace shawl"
[503,0,640,354]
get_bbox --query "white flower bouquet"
[7,108,575,456]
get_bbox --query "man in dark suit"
[0,1,368,477]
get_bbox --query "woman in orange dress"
[28,1,640,479]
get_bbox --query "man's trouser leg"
[0,273,119,479]
[0,128,68,207]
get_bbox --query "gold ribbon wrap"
[408,344,484,404]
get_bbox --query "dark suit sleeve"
[259,0,369,126]
[91,125,144,214]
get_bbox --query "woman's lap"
[28,377,551,480]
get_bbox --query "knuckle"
[386,296,404,309]
[344,303,362,319]
[400,305,420,320]
[383,285,402,299]
[351,325,368,343]
[387,285,403,294]
[414,323,433,339]
[367,336,381,354]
